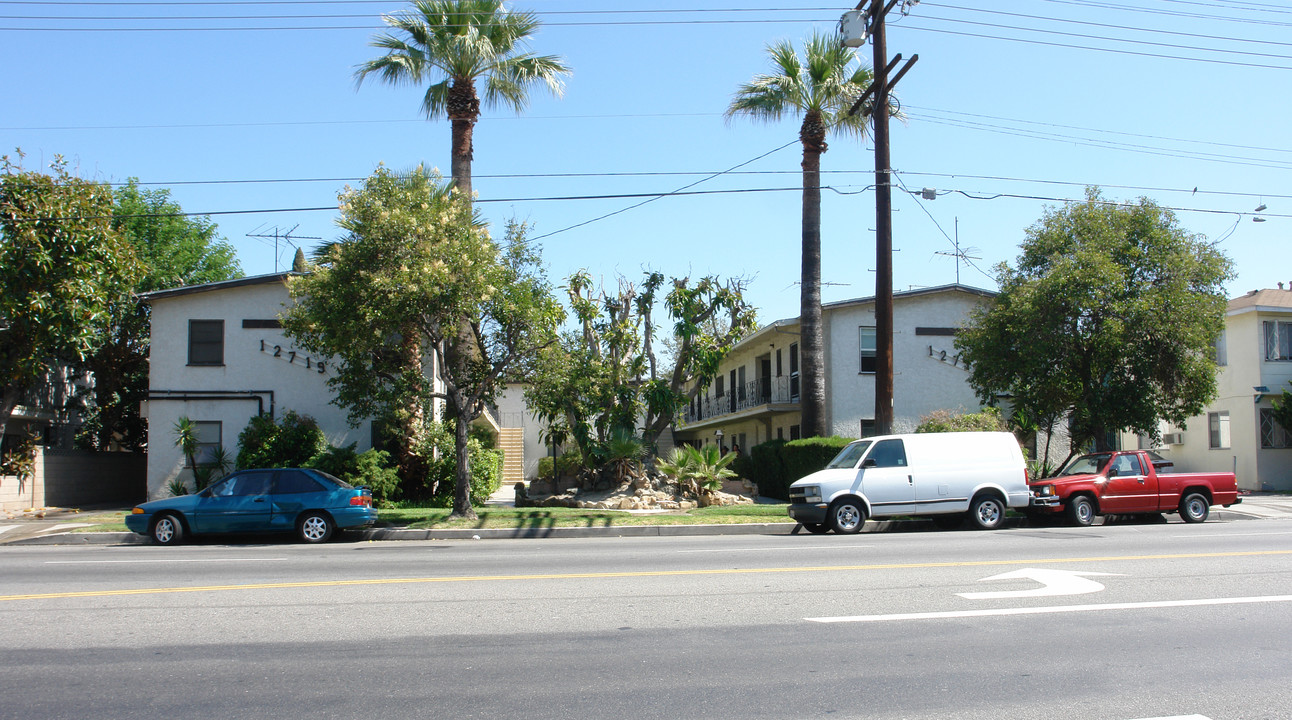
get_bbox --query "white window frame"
[1208,411,1230,450]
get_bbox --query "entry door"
[859,438,915,516]
[1101,454,1154,513]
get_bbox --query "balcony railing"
[681,376,798,425]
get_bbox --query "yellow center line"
[5,549,1291,602]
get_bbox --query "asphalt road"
[2,519,1291,720]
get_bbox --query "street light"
[715,429,724,449]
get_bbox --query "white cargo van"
[787,432,1029,533]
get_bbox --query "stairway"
[497,427,526,488]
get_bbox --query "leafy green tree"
[726,32,877,439]
[283,166,563,519]
[1272,383,1292,440]
[236,410,327,469]
[0,152,141,462]
[955,188,1234,458]
[914,407,1009,434]
[77,180,242,451]
[525,270,755,466]
[354,0,570,199]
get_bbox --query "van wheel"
[1179,493,1210,523]
[829,499,866,534]
[968,496,1005,530]
[1067,495,1096,526]
[802,523,831,534]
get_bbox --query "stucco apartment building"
[1151,285,1292,491]
[673,284,997,451]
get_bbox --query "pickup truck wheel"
[828,499,866,534]
[801,523,831,534]
[1067,496,1096,527]
[1179,493,1210,523]
[968,496,1005,530]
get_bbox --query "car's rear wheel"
[968,495,1005,530]
[298,512,334,543]
[828,499,866,534]
[1179,493,1210,523]
[151,513,184,545]
[1067,495,1096,526]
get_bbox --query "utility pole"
[246,225,321,273]
[845,0,919,436]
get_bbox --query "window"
[860,419,876,438]
[188,319,224,366]
[866,439,908,468]
[190,421,222,466]
[1264,321,1292,361]
[1208,411,1230,449]
[859,326,877,373]
[1260,409,1292,449]
[275,470,325,495]
[789,424,801,440]
[715,376,725,398]
[1212,330,1227,366]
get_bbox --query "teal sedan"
[126,468,376,545]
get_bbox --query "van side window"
[867,439,907,468]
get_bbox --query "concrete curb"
[7,506,1272,546]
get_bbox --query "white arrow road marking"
[958,567,1124,599]
[805,594,1292,623]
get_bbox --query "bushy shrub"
[236,410,326,469]
[429,439,502,507]
[536,450,585,479]
[309,443,401,507]
[782,435,856,489]
[915,407,1008,434]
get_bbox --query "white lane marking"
[0,525,18,536]
[45,558,290,564]
[806,594,1292,623]
[1172,532,1292,538]
[1130,716,1211,720]
[676,546,871,553]
[958,568,1123,599]
[41,523,91,533]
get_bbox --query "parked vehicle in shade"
[787,432,1030,534]
[1028,450,1240,526]
[125,468,376,545]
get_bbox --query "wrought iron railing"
[681,376,798,425]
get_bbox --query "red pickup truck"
[1029,450,1240,526]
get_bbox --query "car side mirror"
[862,458,878,469]
[1107,468,1119,478]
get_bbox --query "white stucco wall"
[495,383,550,480]
[143,277,371,499]
[824,289,991,437]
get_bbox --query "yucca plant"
[165,477,191,497]
[655,445,737,496]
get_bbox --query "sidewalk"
[2,493,1290,546]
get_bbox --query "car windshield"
[1059,453,1112,476]
[826,441,872,469]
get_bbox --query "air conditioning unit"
[1162,432,1184,445]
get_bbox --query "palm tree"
[725,33,877,438]
[354,0,570,199]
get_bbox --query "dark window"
[1261,409,1292,449]
[789,343,800,401]
[275,470,325,495]
[859,326,877,374]
[866,439,908,468]
[188,320,225,366]
[860,419,876,438]
[776,349,783,377]
[715,376,725,398]
[789,424,801,441]
[230,472,273,496]
[241,319,282,329]
[189,421,221,467]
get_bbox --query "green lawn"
[72,503,795,533]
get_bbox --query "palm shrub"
[655,445,737,497]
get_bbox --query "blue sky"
[4,0,1289,327]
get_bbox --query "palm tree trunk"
[448,79,479,199]
[799,116,828,438]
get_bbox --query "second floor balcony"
[681,375,799,427]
